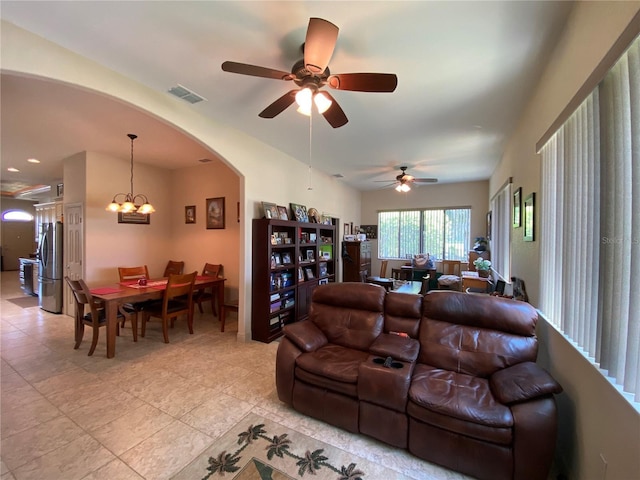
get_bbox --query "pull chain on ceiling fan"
[221,17,398,128]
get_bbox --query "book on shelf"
[270,300,282,313]
[270,292,280,302]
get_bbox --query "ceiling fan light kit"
[376,166,438,192]
[106,134,156,215]
[221,17,398,128]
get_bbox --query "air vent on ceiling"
[168,84,207,104]
[198,158,213,163]
[332,173,344,178]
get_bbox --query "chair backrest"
[202,263,223,277]
[163,260,185,277]
[118,265,149,282]
[419,291,538,377]
[162,271,197,308]
[441,260,461,276]
[64,276,103,325]
[379,260,388,278]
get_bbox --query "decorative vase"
[478,269,489,278]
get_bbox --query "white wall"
[361,180,489,276]
[491,2,640,478]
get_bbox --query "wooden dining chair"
[193,263,223,316]
[65,276,125,356]
[141,271,197,343]
[437,260,462,290]
[117,265,150,339]
[379,260,389,278]
[163,260,185,277]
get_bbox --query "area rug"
[6,296,39,308]
[173,412,413,480]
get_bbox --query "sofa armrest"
[369,333,420,363]
[490,361,563,405]
[283,320,328,352]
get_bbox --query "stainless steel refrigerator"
[38,221,63,313]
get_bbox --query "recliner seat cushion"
[296,344,369,390]
[409,364,513,445]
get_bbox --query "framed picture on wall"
[118,212,150,224]
[524,193,535,241]
[513,187,522,228]
[206,197,225,229]
[486,211,492,240]
[185,205,196,224]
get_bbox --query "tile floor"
[0,271,469,480]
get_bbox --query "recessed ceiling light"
[27,158,40,163]
[7,167,19,172]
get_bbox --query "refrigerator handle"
[39,231,49,268]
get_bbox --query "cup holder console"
[373,356,404,369]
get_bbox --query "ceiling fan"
[376,166,438,192]
[221,17,398,128]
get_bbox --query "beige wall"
[491,2,640,479]
[361,180,489,276]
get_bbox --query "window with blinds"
[539,36,639,405]
[378,208,470,261]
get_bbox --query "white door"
[64,204,83,315]
[1,220,36,270]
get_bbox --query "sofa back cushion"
[310,282,385,351]
[384,292,422,338]
[419,291,538,377]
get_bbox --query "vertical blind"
[540,36,640,403]
[490,181,512,280]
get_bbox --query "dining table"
[90,275,226,358]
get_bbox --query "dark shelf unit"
[252,218,336,343]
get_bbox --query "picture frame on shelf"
[290,203,308,222]
[344,223,351,235]
[306,249,315,262]
[524,193,535,241]
[513,187,522,228]
[262,201,278,220]
[298,267,304,281]
[118,212,150,224]
[206,197,225,229]
[282,252,292,265]
[273,253,282,265]
[304,267,315,280]
[319,262,328,277]
[277,205,289,220]
[185,205,196,224]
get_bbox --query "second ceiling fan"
[221,17,398,128]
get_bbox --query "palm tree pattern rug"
[173,412,412,480]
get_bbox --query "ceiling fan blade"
[258,91,297,118]
[414,178,438,183]
[327,73,398,92]
[320,92,348,128]
[222,61,293,81]
[304,18,339,74]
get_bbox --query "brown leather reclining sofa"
[276,282,563,480]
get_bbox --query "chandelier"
[106,134,155,214]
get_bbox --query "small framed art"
[262,202,278,219]
[513,187,522,228]
[524,193,535,242]
[290,203,308,222]
[206,197,225,229]
[277,205,289,220]
[486,211,492,241]
[185,205,196,224]
[118,212,150,224]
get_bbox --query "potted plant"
[473,258,492,277]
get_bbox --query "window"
[540,36,639,405]
[2,210,34,221]
[378,208,470,261]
